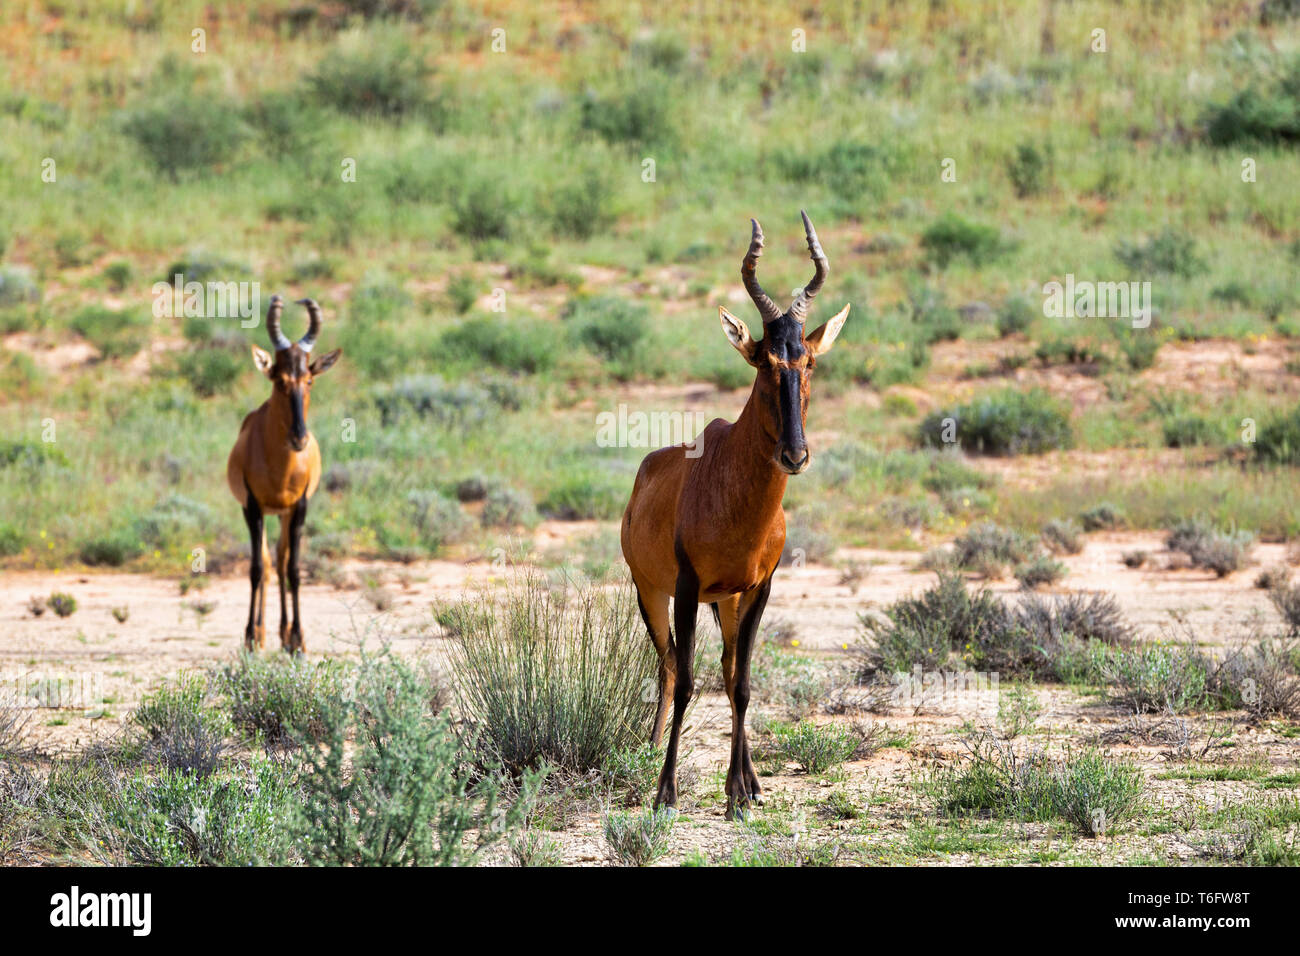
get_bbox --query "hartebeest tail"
[621,212,849,819]
[226,295,341,653]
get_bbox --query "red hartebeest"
[226,295,341,653]
[621,212,849,819]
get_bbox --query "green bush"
[775,138,906,200]
[540,473,627,520]
[294,653,532,866]
[764,721,860,775]
[0,522,25,556]
[172,348,243,397]
[1166,518,1255,576]
[0,265,40,307]
[43,754,295,865]
[79,528,144,567]
[306,27,433,119]
[603,807,674,866]
[47,592,77,617]
[1006,141,1051,198]
[951,522,1037,571]
[1162,413,1227,448]
[1114,228,1206,277]
[997,294,1036,337]
[1255,405,1300,465]
[1014,555,1066,589]
[450,173,516,241]
[70,306,150,360]
[1041,519,1083,555]
[440,316,558,373]
[131,673,232,778]
[1202,60,1300,147]
[563,295,649,366]
[579,81,677,147]
[406,489,473,553]
[211,654,347,749]
[1090,642,1209,714]
[119,90,249,179]
[448,573,656,776]
[919,388,1072,456]
[548,164,619,239]
[920,213,1014,268]
[1079,502,1126,531]
[371,375,510,427]
[0,439,68,469]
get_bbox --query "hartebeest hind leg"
[654,560,699,810]
[242,491,268,651]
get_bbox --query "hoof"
[749,791,765,806]
[725,804,752,823]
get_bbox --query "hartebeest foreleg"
[636,590,675,746]
[724,575,772,819]
[655,559,700,810]
[286,496,307,653]
[242,489,267,651]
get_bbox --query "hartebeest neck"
[721,380,789,510]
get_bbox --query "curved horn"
[295,298,322,352]
[266,294,291,351]
[741,219,783,325]
[788,210,829,325]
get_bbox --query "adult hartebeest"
[621,212,849,820]
[226,294,341,653]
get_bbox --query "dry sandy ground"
[2,528,1297,865]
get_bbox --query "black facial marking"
[777,367,805,450]
[763,314,806,362]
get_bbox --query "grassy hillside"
[2,0,1299,572]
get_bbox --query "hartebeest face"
[250,295,341,452]
[718,212,850,475]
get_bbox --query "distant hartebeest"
[226,295,341,653]
[621,212,849,819]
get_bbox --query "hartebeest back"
[621,212,849,819]
[226,295,341,653]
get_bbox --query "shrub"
[172,348,243,397]
[0,523,24,557]
[1165,518,1255,576]
[440,317,557,373]
[579,82,676,147]
[130,673,232,777]
[1114,228,1206,277]
[294,653,533,866]
[372,375,507,428]
[951,523,1037,572]
[46,592,77,617]
[764,721,860,775]
[1015,591,1134,648]
[1080,502,1126,531]
[1162,413,1227,449]
[1091,642,1209,713]
[562,295,649,366]
[602,807,674,866]
[856,572,1020,676]
[919,388,1072,456]
[1269,582,1300,634]
[450,174,515,241]
[0,439,68,469]
[406,489,473,553]
[79,528,144,567]
[1041,519,1083,555]
[1015,556,1066,589]
[70,306,150,360]
[996,294,1036,337]
[0,265,40,307]
[996,684,1041,739]
[119,90,249,178]
[775,138,905,200]
[210,654,347,749]
[44,756,297,865]
[306,27,433,118]
[1006,141,1051,198]
[1202,62,1300,147]
[548,164,619,239]
[448,574,656,776]
[446,272,478,314]
[933,735,1144,836]
[1254,405,1300,465]
[920,213,1014,268]
[540,473,626,520]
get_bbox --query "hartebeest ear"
[805,303,851,357]
[719,307,761,367]
[250,344,275,378]
[309,348,342,376]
